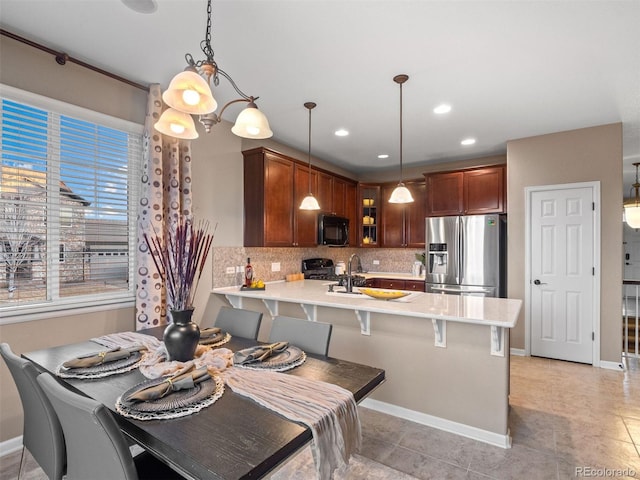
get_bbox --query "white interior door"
[529,185,596,364]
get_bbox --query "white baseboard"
[359,398,511,449]
[0,435,23,458]
[510,348,526,356]
[600,360,625,371]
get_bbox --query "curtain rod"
[1,29,150,92]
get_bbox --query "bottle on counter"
[244,258,253,287]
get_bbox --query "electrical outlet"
[373,260,380,265]
[225,266,235,274]
[271,262,281,272]
[236,266,243,273]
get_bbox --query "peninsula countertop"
[212,280,521,329]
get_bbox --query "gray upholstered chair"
[213,306,263,340]
[268,315,333,356]
[0,343,66,480]
[36,372,182,480]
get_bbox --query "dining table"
[21,326,386,480]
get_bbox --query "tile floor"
[2,355,639,480]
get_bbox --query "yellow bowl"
[359,288,409,300]
[363,198,374,206]
[363,216,374,225]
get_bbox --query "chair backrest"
[268,316,333,356]
[37,372,139,480]
[0,343,66,480]
[214,306,263,340]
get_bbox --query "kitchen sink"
[325,287,365,299]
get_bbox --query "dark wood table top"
[23,326,385,480]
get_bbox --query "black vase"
[164,309,200,362]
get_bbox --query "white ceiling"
[1,0,639,187]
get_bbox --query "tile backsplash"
[212,246,425,288]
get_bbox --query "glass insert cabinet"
[358,185,380,247]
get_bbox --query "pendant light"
[624,162,640,228]
[388,74,414,204]
[300,102,321,210]
[162,0,272,139]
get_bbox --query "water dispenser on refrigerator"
[428,243,449,276]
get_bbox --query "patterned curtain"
[135,84,193,330]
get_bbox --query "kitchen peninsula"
[211,280,522,447]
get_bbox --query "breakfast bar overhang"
[212,281,522,448]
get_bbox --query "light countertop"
[212,280,521,328]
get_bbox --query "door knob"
[533,279,547,285]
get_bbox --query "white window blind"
[0,86,143,319]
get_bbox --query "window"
[0,85,143,319]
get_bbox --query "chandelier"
[155,0,272,140]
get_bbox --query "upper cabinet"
[380,180,426,248]
[425,165,505,216]
[357,184,380,247]
[243,147,357,247]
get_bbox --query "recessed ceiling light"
[377,154,389,159]
[433,104,451,114]
[461,138,476,146]
[121,0,157,13]
[334,129,349,137]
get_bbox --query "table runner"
[94,332,361,480]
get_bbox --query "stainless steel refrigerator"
[425,214,506,297]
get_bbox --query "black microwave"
[317,214,349,246]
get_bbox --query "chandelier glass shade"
[154,108,199,139]
[159,0,272,140]
[162,68,217,115]
[389,74,414,204]
[230,101,273,139]
[300,102,320,211]
[624,162,640,228]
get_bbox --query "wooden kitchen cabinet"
[464,166,505,214]
[425,171,463,216]
[343,181,358,247]
[317,171,333,214]
[316,171,358,247]
[425,165,505,216]
[364,277,426,292]
[243,147,356,247]
[405,280,426,291]
[244,148,314,247]
[380,180,426,248]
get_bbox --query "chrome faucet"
[346,253,362,293]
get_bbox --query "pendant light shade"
[389,183,414,203]
[300,102,321,211]
[154,108,199,139]
[231,101,273,139]
[163,68,217,115]
[624,162,640,228]
[300,194,321,210]
[389,74,414,204]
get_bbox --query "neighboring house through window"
[0,85,143,320]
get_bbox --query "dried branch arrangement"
[144,218,216,311]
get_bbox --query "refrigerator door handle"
[457,216,463,285]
